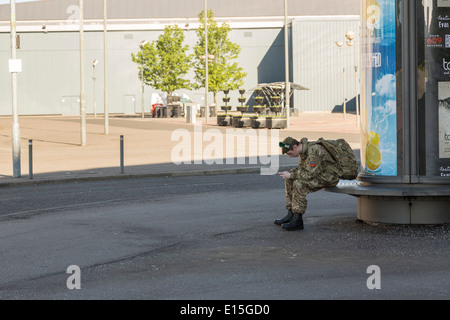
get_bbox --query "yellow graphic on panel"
[366,0,380,28]
[366,131,382,171]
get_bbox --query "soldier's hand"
[278,171,291,180]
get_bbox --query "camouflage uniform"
[285,138,340,215]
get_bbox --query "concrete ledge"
[325,180,450,197]
[325,180,450,225]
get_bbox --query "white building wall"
[0,16,362,115]
[0,25,287,115]
[292,16,360,113]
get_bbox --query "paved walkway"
[0,112,361,187]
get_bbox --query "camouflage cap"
[279,137,294,154]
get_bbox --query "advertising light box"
[361,0,398,176]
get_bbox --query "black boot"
[281,213,304,231]
[274,210,294,226]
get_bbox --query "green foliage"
[131,11,246,102]
[131,25,192,96]
[194,10,247,105]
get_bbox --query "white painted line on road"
[0,182,226,219]
[0,200,120,219]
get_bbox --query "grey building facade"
[0,0,360,116]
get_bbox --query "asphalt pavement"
[0,112,449,302]
[0,173,448,301]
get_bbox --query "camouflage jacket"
[289,140,340,183]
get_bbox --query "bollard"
[28,139,33,179]
[120,135,124,174]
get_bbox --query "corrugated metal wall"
[0,27,285,115]
[0,0,361,20]
[0,16,362,115]
[292,16,360,113]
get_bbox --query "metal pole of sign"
[284,0,290,129]
[79,0,86,146]
[336,41,347,120]
[204,0,209,125]
[104,0,109,135]
[141,61,145,119]
[342,49,347,120]
[92,59,98,118]
[346,30,359,126]
[138,40,148,119]
[140,44,145,119]
[10,0,21,178]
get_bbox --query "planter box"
[253,106,265,114]
[217,114,233,126]
[251,116,266,129]
[254,97,264,104]
[221,106,232,112]
[269,106,282,114]
[222,97,231,103]
[236,106,249,113]
[271,97,281,104]
[232,116,252,128]
[266,117,287,129]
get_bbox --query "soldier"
[276,137,341,231]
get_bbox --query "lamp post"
[200,54,214,119]
[10,0,21,177]
[335,41,346,120]
[345,30,360,127]
[284,0,290,128]
[92,59,98,118]
[104,0,109,135]
[204,0,209,125]
[139,40,148,119]
[79,0,86,146]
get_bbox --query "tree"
[194,10,247,107]
[131,25,192,97]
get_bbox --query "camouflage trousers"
[285,177,339,215]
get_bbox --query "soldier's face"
[286,144,301,158]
